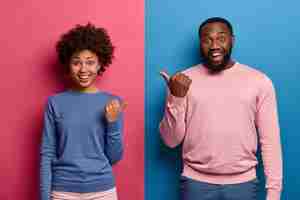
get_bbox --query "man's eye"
[202,38,211,45]
[218,36,226,43]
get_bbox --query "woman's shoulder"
[47,90,73,101]
[46,90,123,106]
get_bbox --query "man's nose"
[210,39,220,50]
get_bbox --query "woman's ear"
[97,65,103,75]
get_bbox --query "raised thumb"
[159,70,170,83]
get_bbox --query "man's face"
[200,22,234,72]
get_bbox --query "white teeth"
[212,52,221,56]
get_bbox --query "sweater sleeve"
[40,98,57,200]
[159,89,187,148]
[105,106,124,165]
[255,76,283,200]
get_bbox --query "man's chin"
[205,61,227,72]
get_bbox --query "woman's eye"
[86,61,96,66]
[71,60,80,66]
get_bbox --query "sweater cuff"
[166,93,186,108]
[266,189,281,200]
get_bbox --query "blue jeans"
[180,176,258,200]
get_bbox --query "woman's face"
[69,50,100,90]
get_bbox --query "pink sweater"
[159,62,282,200]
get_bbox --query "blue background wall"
[146,1,300,199]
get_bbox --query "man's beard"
[200,47,232,73]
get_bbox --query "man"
[159,17,282,200]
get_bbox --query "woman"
[40,23,125,200]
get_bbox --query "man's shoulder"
[181,63,203,75]
[237,62,274,87]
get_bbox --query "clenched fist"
[160,71,192,97]
[105,99,126,122]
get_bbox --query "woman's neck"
[70,86,99,93]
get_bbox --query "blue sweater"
[40,90,124,200]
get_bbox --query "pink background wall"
[0,1,144,200]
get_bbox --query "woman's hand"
[105,99,126,122]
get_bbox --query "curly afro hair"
[56,23,114,75]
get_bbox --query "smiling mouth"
[212,52,222,56]
[209,52,223,61]
[78,75,91,82]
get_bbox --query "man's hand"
[105,99,126,122]
[160,71,192,97]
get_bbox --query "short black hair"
[198,17,233,37]
[56,23,114,75]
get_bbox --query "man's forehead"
[201,22,231,35]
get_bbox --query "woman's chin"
[73,82,94,89]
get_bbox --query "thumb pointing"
[159,70,170,83]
